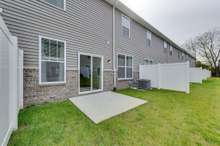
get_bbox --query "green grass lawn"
[9,78,220,146]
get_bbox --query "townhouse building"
[0,0,196,105]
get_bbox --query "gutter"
[112,0,118,90]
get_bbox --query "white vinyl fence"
[190,67,203,83]
[140,62,190,93]
[18,49,23,109]
[190,68,211,83]
[202,69,211,80]
[0,14,23,146]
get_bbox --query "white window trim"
[64,0,67,10]
[146,31,152,40]
[117,54,133,80]
[182,53,185,60]
[178,51,181,59]
[169,46,173,56]
[164,41,168,49]
[121,14,131,38]
[146,31,152,47]
[43,0,66,11]
[39,35,66,85]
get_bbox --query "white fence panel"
[159,62,190,93]
[0,25,10,146]
[190,68,211,84]
[208,70,211,78]
[0,14,22,146]
[202,69,207,80]
[190,67,203,83]
[204,69,211,79]
[139,64,159,88]
[139,62,190,93]
[201,69,211,80]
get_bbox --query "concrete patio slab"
[69,92,147,124]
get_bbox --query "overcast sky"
[120,0,220,45]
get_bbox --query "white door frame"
[78,52,104,95]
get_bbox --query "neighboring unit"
[0,0,196,105]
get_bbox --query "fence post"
[17,49,23,109]
[9,36,18,130]
[186,61,190,94]
[157,63,161,89]
[139,65,142,80]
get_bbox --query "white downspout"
[113,0,118,90]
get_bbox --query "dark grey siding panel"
[0,0,113,70]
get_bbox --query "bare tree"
[183,29,220,76]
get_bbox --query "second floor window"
[169,46,173,56]
[45,0,66,10]
[178,51,181,59]
[163,41,168,53]
[182,53,185,60]
[122,15,130,38]
[146,31,152,47]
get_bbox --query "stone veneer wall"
[24,69,114,106]
[24,69,78,106]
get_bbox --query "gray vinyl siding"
[115,10,169,71]
[0,0,113,70]
[150,34,168,63]
[168,47,181,63]
[115,10,146,71]
[115,9,195,71]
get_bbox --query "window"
[44,0,66,10]
[186,55,189,61]
[146,31,152,47]
[39,36,66,84]
[178,51,181,59]
[169,46,173,56]
[163,41,168,53]
[164,41,168,49]
[122,15,130,38]
[118,54,133,79]
[182,53,185,60]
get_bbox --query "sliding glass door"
[92,57,102,90]
[80,55,91,92]
[79,54,103,94]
